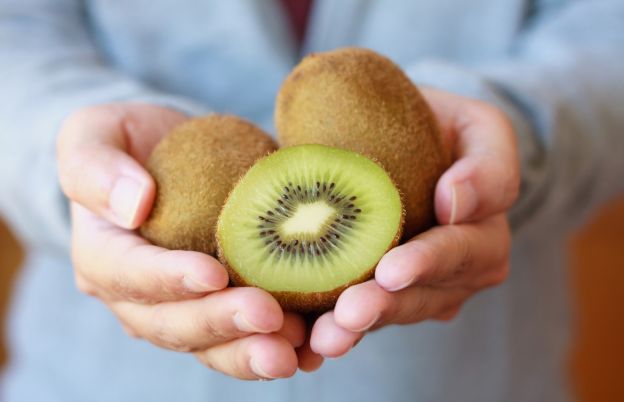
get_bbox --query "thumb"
[57,104,187,229]
[434,101,520,225]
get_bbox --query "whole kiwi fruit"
[140,114,277,256]
[276,47,449,239]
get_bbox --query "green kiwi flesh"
[217,144,403,313]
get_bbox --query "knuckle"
[378,290,396,319]
[453,227,474,270]
[147,268,180,300]
[58,106,104,148]
[495,262,511,285]
[410,295,428,322]
[435,306,461,322]
[60,108,94,136]
[500,162,521,208]
[197,315,228,342]
[195,353,217,371]
[150,305,192,352]
[111,274,153,304]
[58,146,108,204]
[504,178,521,208]
[121,323,141,339]
[69,241,83,270]
[398,292,428,324]
[413,294,428,317]
[466,99,502,123]
[492,217,512,263]
[451,259,471,282]
[74,272,97,297]
[485,157,519,211]
[472,100,512,132]
[483,262,510,288]
[106,253,156,304]
[57,152,83,198]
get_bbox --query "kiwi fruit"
[276,47,449,240]
[216,144,403,313]
[140,114,277,256]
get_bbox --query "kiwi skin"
[223,261,388,314]
[276,47,450,240]
[216,147,404,314]
[140,114,277,256]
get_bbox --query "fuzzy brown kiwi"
[276,47,450,240]
[140,114,277,256]
[216,144,404,313]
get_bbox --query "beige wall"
[1,200,623,400]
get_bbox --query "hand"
[308,88,520,357]
[57,104,308,379]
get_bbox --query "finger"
[71,204,229,302]
[333,280,468,332]
[309,312,363,358]
[57,104,186,228]
[278,313,307,348]
[110,287,284,352]
[297,340,325,372]
[421,90,520,224]
[434,305,462,322]
[375,214,510,291]
[195,334,298,380]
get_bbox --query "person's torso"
[85,0,537,131]
[2,1,574,401]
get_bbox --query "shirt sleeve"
[0,0,210,253]
[405,0,624,233]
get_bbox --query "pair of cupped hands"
[56,88,520,380]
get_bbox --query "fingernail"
[250,358,276,379]
[109,176,144,227]
[182,275,216,293]
[450,181,478,224]
[233,312,264,333]
[376,254,415,291]
[381,274,415,292]
[351,312,381,332]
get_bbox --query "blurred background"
[1,198,623,401]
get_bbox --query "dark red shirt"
[280,0,314,45]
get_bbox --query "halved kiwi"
[216,144,403,313]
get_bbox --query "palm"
[59,104,309,379]
[307,88,520,358]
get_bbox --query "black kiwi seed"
[256,181,361,259]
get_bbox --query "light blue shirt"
[1,1,623,401]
